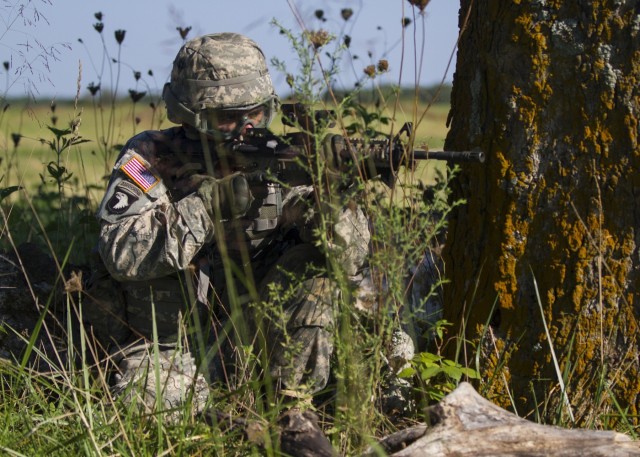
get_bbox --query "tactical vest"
[113,131,289,339]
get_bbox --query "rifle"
[224,103,485,187]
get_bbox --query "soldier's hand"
[170,162,207,194]
[196,173,253,220]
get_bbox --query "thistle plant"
[80,12,168,181]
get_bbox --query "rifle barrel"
[413,148,485,163]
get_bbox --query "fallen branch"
[366,382,640,457]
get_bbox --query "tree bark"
[443,0,640,425]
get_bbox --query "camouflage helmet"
[163,32,278,138]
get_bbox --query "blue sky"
[2,0,459,100]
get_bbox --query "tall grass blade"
[531,268,575,423]
[150,288,165,448]
[604,384,638,439]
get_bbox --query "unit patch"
[121,156,159,192]
[107,181,142,214]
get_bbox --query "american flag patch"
[121,156,159,192]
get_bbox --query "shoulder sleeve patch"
[121,156,160,192]
[105,181,142,215]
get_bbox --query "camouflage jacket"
[96,126,370,283]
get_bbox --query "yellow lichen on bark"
[445,0,640,423]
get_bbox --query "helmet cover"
[163,32,278,135]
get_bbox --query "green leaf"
[397,366,416,378]
[441,364,463,381]
[460,367,480,379]
[47,162,66,179]
[47,126,72,139]
[417,352,442,364]
[0,185,21,201]
[420,366,442,380]
[424,387,446,402]
[60,172,74,182]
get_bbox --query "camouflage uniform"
[85,33,370,415]
[88,127,369,412]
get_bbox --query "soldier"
[83,32,370,417]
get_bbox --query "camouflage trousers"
[110,341,210,421]
[85,243,338,417]
[256,244,338,397]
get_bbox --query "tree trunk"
[443,0,640,426]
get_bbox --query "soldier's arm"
[280,185,371,277]
[97,149,215,282]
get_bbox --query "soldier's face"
[205,106,265,136]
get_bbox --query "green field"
[0,97,450,203]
